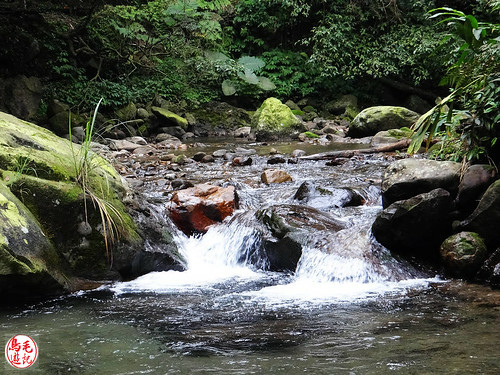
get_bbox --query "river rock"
[156,134,182,148]
[151,106,188,128]
[459,179,500,248]
[201,155,215,163]
[47,99,70,118]
[109,139,143,151]
[267,155,286,165]
[456,164,497,214]
[158,126,186,139]
[48,111,86,136]
[381,158,461,207]
[294,181,364,210]
[168,184,238,235]
[370,128,413,148]
[372,188,453,258]
[193,152,206,162]
[213,149,228,158]
[291,149,306,158]
[232,157,253,166]
[252,97,304,140]
[234,126,252,137]
[477,248,500,287]
[348,106,419,138]
[440,232,488,278]
[261,169,292,184]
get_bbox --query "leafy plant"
[409,5,500,162]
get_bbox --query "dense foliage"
[410,1,500,163]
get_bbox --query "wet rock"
[349,106,419,138]
[459,179,500,248]
[372,188,453,258]
[193,152,206,162]
[440,232,488,278]
[234,126,251,138]
[213,149,228,158]
[261,169,292,184]
[183,132,195,139]
[267,155,286,165]
[456,164,497,215]
[201,155,215,163]
[293,181,364,210]
[322,125,342,135]
[382,158,461,207]
[232,157,253,166]
[477,248,500,287]
[168,184,239,235]
[136,108,150,119]
[291,149,306,158]
[171,180,194,190]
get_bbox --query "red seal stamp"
[5,335,38,369]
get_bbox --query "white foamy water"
[112,216,442,303]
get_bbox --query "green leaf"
[222,80,237,96]
[256,76,276,91]
[237,56,265,72]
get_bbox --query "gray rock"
[456,164,497,214]
[115,102,137,121]
[459,179,500,248]
[267,155,286,165]
[293,181,364,210]
[370,128,412,148]
[382,158,461,207]
[325,94,358,115]
[109,139,142,151]
[372,188,453,258]
[158,126,186,139]
[193,152,206,162]
[291,149,306,158]
[213,149,228,158]
[201,155,215,163]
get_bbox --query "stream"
[1,140,499,374]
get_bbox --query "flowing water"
[1,141,499,374]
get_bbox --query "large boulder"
[348,106,419,138]
[151,106,188,128]
[459,179,500,248]
[0,111,151,299]
[0,180,68,299]
[456,164,497,215]
[381,158,461,207]
[168,184,238,235]
[256,204,345,271]
[293,181,364,210]
[190,101,251,137]
[325,94,359,117]
[372,188,453,258]
[440,232,488,278]
[252,97,304,140]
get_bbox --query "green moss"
[292,109,305,116]
[151,106,188,129]
[252,97,302,132]
[304,131,319,139]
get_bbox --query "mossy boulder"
[440,232,488,278]
[48,111,86,136]
[252,98,304,140]
[349,106,419,138]
[370,128,413,147]
[151,106,188,129]
[116,102,137,121]
[0,179,68,299]
[0,111,145,300]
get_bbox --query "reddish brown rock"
[168,184,238,235]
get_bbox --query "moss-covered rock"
[0,111,144,299]
[151,106,188,129]
[349,106,419,138]
[252,97,304,140]
[48,111,86,136]
[440,232,488,278]
[370,128,413,147]
[0,179,68,299]
[116,102,137,121]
